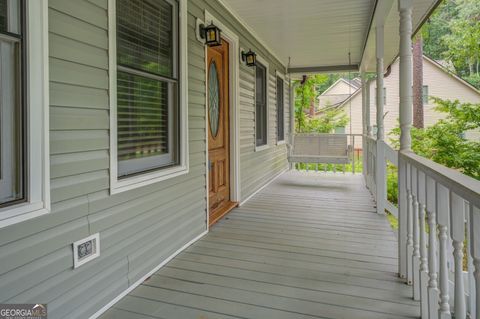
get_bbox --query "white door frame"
[203,10,241,229]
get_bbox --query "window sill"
[0,202,50,229]
[111,165,189,194]
[255,144,270,152]
[276,140,286,145]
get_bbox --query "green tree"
[422,0,480,88]
[422,0,456,60]
[294,74,350,132]
[390,98,480,179]
[301,108,348,133]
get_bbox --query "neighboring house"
[318,78,360,110]
[317,55,480,148]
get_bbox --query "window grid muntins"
[116,0,179,177]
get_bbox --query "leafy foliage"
[294,74,349,133]
[390,98,480,180]
[422,0,480,87]
[301,108,348,133]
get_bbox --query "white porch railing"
[399,151,480,319]
[364,136,399,217]
[289,131,480,318]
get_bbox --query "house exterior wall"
[344,57,480,147]
[318,80,353,109]
[0,1,290,318]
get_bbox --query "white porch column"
[361,72,367,179]
[375,24,386,215]
[398,0,413,280]
[289,79,296,170]
[366,79,372,136]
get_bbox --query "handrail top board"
[400,150,480,207]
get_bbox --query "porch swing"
[288,52,354,168]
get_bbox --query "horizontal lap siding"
[0,1,207,319]
[238,68,288,200]
[0,0,289,318]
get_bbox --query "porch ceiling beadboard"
[220,0,375,70]
[221,0,442,73]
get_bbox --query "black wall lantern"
[241,49,257,67]
[200,21,222,46]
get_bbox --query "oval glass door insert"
[208,61,220,137]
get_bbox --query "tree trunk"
[413,36,424,128]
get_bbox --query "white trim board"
[203,10,242,229]
[88,230,208,319]
[239,168,288,206]
[0,0,50,228]
[108,0,189,194]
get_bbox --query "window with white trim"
[276,76,284,142]
[0,0,24,207]
[110,0,188,192]
[255,62,268,147]
[116,0,179,177]
[422,85,429,104]
[0,0,50,227]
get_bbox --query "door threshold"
[209,201,238,226]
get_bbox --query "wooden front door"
[207,40,236,226]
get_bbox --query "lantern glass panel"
[207,29,216,42]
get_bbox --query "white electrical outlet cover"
[73,233,100,268]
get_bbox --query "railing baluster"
[436,184,451,319]
[466,204,476,317]
[426,176,439,319]
[470,205,480,319]
[450,192,466,319]
[399,157,408,279]
[412,166,421,299]
[407,162,414,285]
[352,135,355,174]
[418,171,429,319]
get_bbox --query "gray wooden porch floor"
[100,171,419,319]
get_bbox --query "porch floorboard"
[100,171,419,319]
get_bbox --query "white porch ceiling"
[220,0,441,73]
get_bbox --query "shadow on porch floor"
[100,171,419,319]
